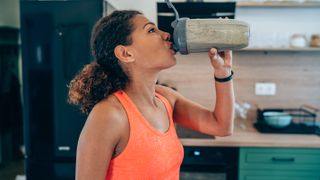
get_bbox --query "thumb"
[208,48,218,59]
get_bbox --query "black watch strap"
[214,70,234,82]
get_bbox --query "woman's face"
[127,15,177,70]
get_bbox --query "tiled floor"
[0,160,25,180]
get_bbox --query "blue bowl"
[263,112,292,128]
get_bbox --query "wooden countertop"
[179,119,320,148]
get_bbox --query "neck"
[124,71,159,108]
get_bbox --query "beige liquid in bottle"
[186,19,250,52]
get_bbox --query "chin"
[159,58,176,70]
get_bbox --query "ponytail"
[68,10,141,114]
[68,61,125,114]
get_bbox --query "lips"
[170,49,176,55]
[169,44,177,54]
[170,47,176,55]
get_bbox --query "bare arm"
[210,49,234,135]
[76,102,125,180]
[211,75,234,136]
[156,48,234,137]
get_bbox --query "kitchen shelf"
[236,1,320,8]
[239,47,320,52]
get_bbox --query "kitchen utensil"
[310,34,320,47]
[263,111,292,128]
[289,34,307,48]
[255,107,318,134]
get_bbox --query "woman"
[69,10,234,180]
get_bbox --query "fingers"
[223,50,233,67]
[209,48,233,68]
[208,48,218,60]
[209,48,231,60]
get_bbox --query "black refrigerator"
[20,0,103,179]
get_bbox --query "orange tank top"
[105,90,184,180]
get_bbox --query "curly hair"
[68,10,142,114]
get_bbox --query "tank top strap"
[113,90,174,126]
[155,92,174,117]
[114,90,173,115]
[113,90,137,118]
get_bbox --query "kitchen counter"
[179,119,320,148]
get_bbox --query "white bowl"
[290,34,307,48]
[263,112,292,128]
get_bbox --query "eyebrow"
[143,22,156,29]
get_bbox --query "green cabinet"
[239,147,320,180]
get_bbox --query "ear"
[114,45,135,63]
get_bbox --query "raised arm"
[156,48,234,137]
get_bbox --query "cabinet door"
[239,147,320,171]
[244,176,319,180]
[239,170,320,180]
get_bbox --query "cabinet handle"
[271,157,295,162]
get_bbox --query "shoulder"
[76,95,127,178]
[79,95,127,146]
[89,95,126,124]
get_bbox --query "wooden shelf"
[237,1,320,8]
[238,47,320,51]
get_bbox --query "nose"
[160,30,171,41]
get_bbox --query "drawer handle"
[271,157,295,162]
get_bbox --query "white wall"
[107,0,158,23]
[0,0,20,28]
[236,7,320,48]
